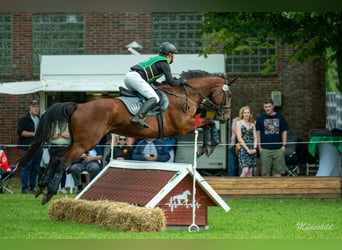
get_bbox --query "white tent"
[0,54,225,94]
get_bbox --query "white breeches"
[124,71,160,103]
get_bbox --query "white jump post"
[188,114,201,232]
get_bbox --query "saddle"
[117,86,169,116]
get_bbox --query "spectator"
[0,146,11,193]
[236,106,257,177]
[160,137,177,162]
[256,99,289,177]
[17,99,42,194]
[38,122,71,194]
[112,135,134,160]
[68,137,105,193]
[132,138,170,162]
[52,125,70,193]
[229,116,240,176]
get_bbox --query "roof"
[77,160,230,212]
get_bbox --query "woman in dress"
[236,106,257,177]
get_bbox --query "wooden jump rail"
[205,176,342,198]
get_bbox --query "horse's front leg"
[201,120,219,157]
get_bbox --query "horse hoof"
[42,193,54,205]
[197,146,204,158]
[205,146,215,157]
[34,187,43,198]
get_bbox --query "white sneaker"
[60,188,67,194]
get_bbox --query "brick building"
[0,12,326,164]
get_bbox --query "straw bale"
[48,198,166,232]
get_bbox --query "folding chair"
[1,164,17,193]
[306,129,332,176]
[285,129,304,176]
[1,146,16,193]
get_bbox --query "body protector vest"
[133,55,168,83]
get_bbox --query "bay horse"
[17,70,232,205]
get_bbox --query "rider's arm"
[159,61,181,86]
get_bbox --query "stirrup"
[131,116,150,128]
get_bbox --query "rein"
[158,75,234,115]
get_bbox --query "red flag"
[194,113,201,129]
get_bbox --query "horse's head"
[181,70,232,123]
[208,74,232,122]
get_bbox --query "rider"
[124,42,186,128]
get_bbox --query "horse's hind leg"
[35,164,49,197]
[41,157,66,205]
[42,168,64,205]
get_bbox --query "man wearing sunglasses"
[112,135,134,160]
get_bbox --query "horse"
[172,190,191,205]
[17,70,233,205]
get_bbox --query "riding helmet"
[159,42,178,55]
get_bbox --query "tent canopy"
[0,54,225,94]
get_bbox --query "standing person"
[51,125,71,194]
[132,138,170,162]
[256,99,289,177]
[124,41,187,128]
[236,106,257,177]
[17,99,42,194]
[229,116,240,176]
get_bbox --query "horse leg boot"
[211,124,220,146]
[131,97,157,128]
[203,125,216,157]
[42,169,63,205]
[34,165,49,197]
[35,156,61,198]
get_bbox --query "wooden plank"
[205,177,341,187]
[204,176,342,198]
[207,182,341,189]
[222,194,341,199]
[215,188,341,195]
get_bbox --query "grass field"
[1,178,341,239]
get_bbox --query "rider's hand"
[180,78,188,85]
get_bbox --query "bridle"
[185,76,234,119]
[158,75,234,118]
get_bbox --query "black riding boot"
[131,97,157,128]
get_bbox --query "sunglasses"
[119,137,127,141]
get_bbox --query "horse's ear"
[229,78,237,85]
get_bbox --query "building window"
[226,38,277,74]
[152,13,203,54]
[0,14,12,75]
[32,14,85,75]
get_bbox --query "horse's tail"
[17,102,77,167]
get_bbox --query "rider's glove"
[180,78,188,85]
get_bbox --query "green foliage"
[326,48,340,92]
[201,12,342,90]
[0,179,341,239]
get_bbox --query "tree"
[201,12,342,91]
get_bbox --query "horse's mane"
[179,70,225,80]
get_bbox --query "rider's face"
[168,53,175,64]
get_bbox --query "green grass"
[1,178,341,239]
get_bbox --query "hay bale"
[48,198,166,232]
